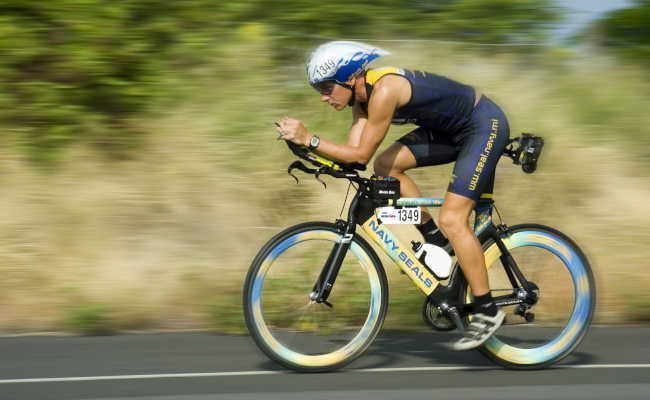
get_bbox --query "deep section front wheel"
[461,224,596,369]
[243,222,388,372]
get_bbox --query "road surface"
[0,327,648,399]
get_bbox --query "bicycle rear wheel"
[243,222,388,372]
[460,224,595,369]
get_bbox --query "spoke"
[283,302,317,350]
[290,303,316,327]
[286,301,313,317]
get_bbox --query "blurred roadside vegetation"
[581,0,650,66]
[1,0,559,165]
[1,1,649,334]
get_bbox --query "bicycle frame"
[310,189,538,322]
[360,196,495,296]
[285,135,543,313]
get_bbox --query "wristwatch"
[308,135,320,151]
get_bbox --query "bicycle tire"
[459,224,596,369]
[243,221,389,372]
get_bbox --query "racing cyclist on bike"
[276,41,509,350]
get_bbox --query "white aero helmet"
[306,41,390,88]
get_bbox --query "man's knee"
[438,209,463,234]
[439,200,473,236]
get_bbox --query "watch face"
[310,136,320,148]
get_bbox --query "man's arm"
[311,85,398,165]
[345,102,368,147]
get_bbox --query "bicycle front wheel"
[461,224,596,369]
[243,222,388,372]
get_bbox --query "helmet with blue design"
[307,41,389,92]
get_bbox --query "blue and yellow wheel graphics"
[481,228,594,365]
[249,230,383,368]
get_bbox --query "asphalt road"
[1,327,648,399]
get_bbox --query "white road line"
[0,371,283,384]
[1,364,649,384]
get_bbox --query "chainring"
[422,297,456,331]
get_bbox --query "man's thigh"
[374,141,418,174]
[396,127,459,168]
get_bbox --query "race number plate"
[376,206,421,224]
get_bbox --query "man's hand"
[276,117,311,147]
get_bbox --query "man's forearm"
[309,133,370,165]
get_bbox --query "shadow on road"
[354,331,597,370]
[354,331,491,369]
[244,328,600,372]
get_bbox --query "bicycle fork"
[309,198,361,306]
[309,228,354,307]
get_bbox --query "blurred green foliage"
[205,0,561,43]
[0,0,561,165]
[0,0,226,164]
[63,302,115,335]
[206,294,246,334]
[587,0,650,64]
[256,0,561,59]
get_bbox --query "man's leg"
[373,142,423,210]
[374,141,454,245]
[438,192,488,296]
[439,193,504,351]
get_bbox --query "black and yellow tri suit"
[359,67,510,201]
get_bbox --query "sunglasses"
[312,80,353,96]
[312,80,336,95]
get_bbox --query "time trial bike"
[242,134,595,372]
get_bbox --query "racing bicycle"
[243,134,595,372]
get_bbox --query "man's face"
[313,81,352,111]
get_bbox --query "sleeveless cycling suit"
[359,67,510,201]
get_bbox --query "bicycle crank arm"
[439,303,467,331]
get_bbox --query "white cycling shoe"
[451,309,505,351]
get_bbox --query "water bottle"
[411,241,452,280]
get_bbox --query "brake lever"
[288,160,317,184]
[288,161,329,189]
[314,171,327,189]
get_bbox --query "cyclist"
[276,41,509,350]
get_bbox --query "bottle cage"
[504,133,544,174]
